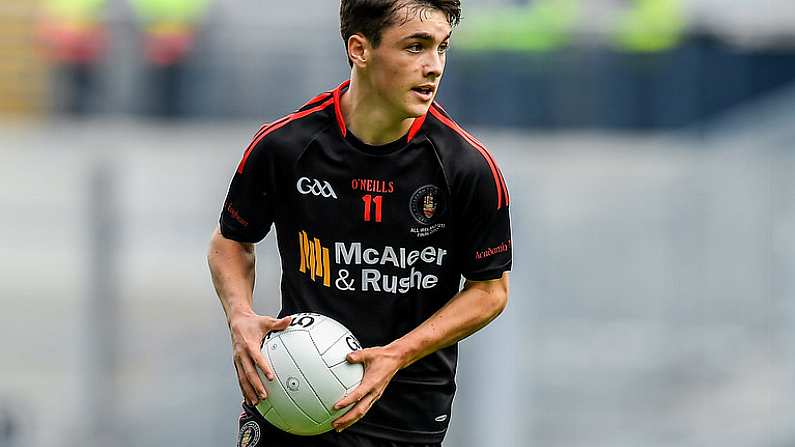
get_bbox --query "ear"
[347,34,369,69]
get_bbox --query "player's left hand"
[331,345,404,432]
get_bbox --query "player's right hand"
[228,313,292,405]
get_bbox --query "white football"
[256,313,364,436]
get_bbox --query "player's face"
[367,7,452,119]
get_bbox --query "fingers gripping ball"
[255,313,364,436]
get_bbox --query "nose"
[423,51,444,79]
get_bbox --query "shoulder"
[424,103,510,210]
[235,91,335,175]
[424,103,501,176]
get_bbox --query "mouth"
[411,85,436,101]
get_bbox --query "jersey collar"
[332,80,350,137]
[332,80,428,144]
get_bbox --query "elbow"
[482,280,508,318]
[207,227,224,265]
[492,273,510,316]
[466,273,510,319]
[207,226,255,266]
[489,288,508,317]
[207,226,235,267]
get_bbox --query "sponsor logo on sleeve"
[474,240,512,260]
[225,203,249,227]
[297,177,338,199]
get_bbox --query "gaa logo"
[297,177,337,199]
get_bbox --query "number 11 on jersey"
[362,194,383,222]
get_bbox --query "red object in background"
[144,30,195,66]
[38,20,106,64]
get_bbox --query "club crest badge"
[238,421,260,447]
[410,185,446,226]
[423,194,436,218]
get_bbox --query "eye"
[407,43,423,53]
[438,43,450,54]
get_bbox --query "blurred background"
[0,0,792,446]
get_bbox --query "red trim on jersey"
[431,104,509,207]
[251,115,289,143]
[499,170,510,206]
[236,115,291,173]
[332,80,350,137]
[236,98,335,174]
[300,91,332,110]
[406,112,427,142]
[432,101,451,116]
[429,105,508,209]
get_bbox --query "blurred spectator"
[456,0,580,52]
[612,0,685,52]
[129,0,211,118]
[37,0,107,116]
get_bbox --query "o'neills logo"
[474,240,511,260]
[298,231,331,287]
[351,178,395,193]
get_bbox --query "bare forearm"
[389,273,509,369]
[208,226,258,322]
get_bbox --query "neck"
[340,73,416,146]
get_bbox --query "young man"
[208,1,512,446]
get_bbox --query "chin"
[403,102,431,118]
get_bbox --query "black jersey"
[219,80,512,443]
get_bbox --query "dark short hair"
[340,0,461,65]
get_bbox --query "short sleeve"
[455,159,512,281]
[219,138,275,243]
